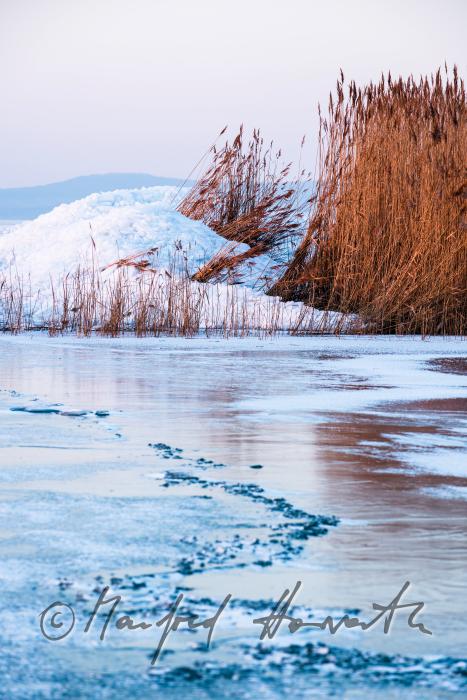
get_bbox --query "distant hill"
[0,173,189,219]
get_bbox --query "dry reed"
[272,67,466,335]
[0,246,349,337]
[178,127,310,285]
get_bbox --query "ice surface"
[0,333,466,698]
[236,349,467,419]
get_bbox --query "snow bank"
[0,185,347,332]
[0,186,226,290]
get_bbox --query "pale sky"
[0,0,465,187]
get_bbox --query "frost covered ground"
[0,334,466,699]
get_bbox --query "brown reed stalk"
[3,244,345,337]
[179,127,310,284]
[272,67,466,334]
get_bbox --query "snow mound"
[0,186,225,290]
[0,185,348,333]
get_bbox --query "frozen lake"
[0,334,466,698]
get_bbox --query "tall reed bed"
[271,67,466,334]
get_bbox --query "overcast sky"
[0,0,465,187]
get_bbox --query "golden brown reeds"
[272,67,466,334]
[0,245,347,337]
[178,127,310,284]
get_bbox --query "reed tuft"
[271,67,466,335]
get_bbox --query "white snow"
[0,221,22,235]
[0,185,322,330]
[0,186,225,290]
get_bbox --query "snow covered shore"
[0,186,223,288]
[0,186,349,334]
